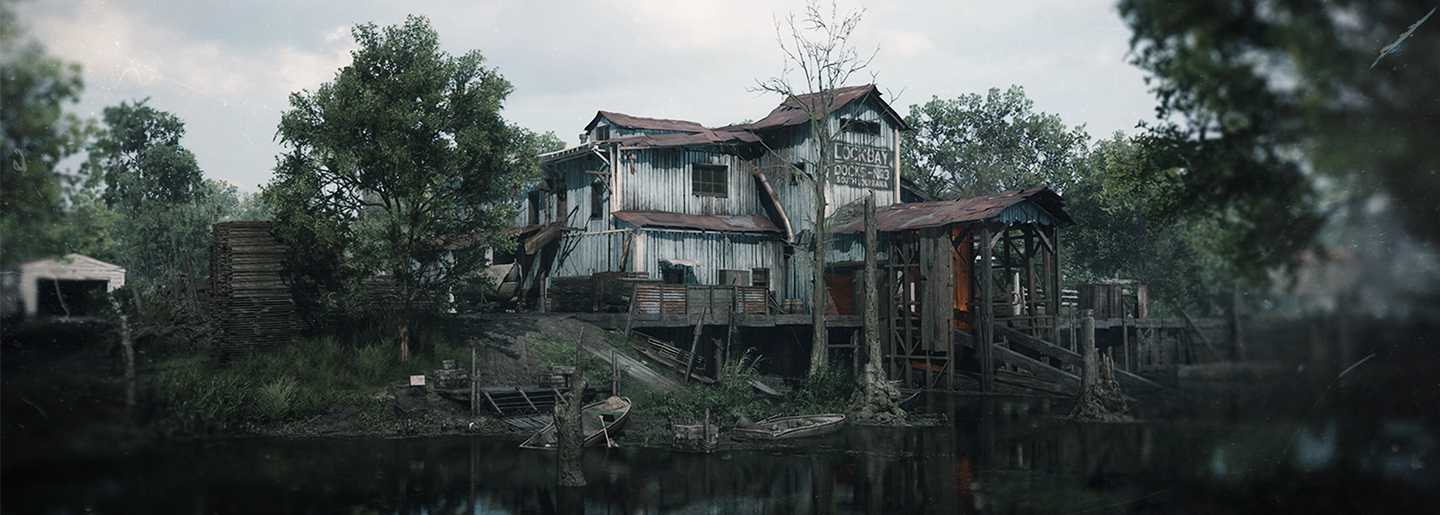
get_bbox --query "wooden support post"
[471,347,478,416]
[611,349,619,395]
[724,306,737,380]
[979,225,995,392]
[685,305,709,383]
[1122,312,1130,371]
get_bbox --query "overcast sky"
[18,0,1158,193]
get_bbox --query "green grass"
[142,319,474,435]
[641,353,855,426]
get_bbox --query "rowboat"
[732,413,845,440]
[519,396,630,450]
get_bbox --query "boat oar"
[601,417,616,448]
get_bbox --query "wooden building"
[508,85,909,312]
[832,188,1071,390]
[2,254,127,318]
[501,86,1134,392]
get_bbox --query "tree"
[267,15,546,362]
[1115,0,1440,278]
[1062,134,1228,316]
[757,0,876,378]
[901,85,1091,200]
[84,100,214,283]
[0,2,88,265]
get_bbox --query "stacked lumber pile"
[548,272,652,312]
[209,222,307,355]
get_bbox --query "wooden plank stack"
[209,221,307,356]
[547,272,652,312]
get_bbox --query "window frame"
[691,163,728,198]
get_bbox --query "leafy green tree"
[901,86,1091,200]
[1063,134,1228,316]
[0,2,88,265]
[1115,0,1440,279]
[84,100,214,282]
[266,15,548,361]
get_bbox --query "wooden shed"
[5,254,127,318]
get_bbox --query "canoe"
[519,396,630,450]
[732,413,845,440]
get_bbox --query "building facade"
[508,85,910,310]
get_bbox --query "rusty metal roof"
[613,210,781,234]
[611,129,761,150]
[738,85,911,132]
[585,111,708,133]
[831,187,1071,233]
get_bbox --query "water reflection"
[3,393,1432,514]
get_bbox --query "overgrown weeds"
[143,320,472,435]
[529,333,610,379]
[643,355,854,426]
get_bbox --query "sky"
[17,0,1159,193]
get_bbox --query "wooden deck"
[570,312,862,330]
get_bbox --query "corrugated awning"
[830,187,1071,233]
[613,210,782,235]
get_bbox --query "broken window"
[590,181,604,220]
[841,117,881,135]
[527,191,540,225]
[692,164,727,197]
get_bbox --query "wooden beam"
[995,324,1181,397]
[684,305,709,383]
[978,225,995,392]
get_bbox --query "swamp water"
[5,394,1433,514]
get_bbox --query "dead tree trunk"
[556,340,588,487]
[848,193,903,423]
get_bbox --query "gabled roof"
[831,187,1071,233]
[613,210,781,235]
[739,84,911,132]
[585,111,708,134]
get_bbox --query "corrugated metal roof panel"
[737,84,911,132]
[830,187,1071,233]
[614,210,781,234]
[586,111,707,133]
[611,130,761,150]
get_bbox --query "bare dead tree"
[755,0,877,377]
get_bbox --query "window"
[527,191,540,225]
[590,181,605,220]
[841,117,881,135]
[692,164,727,197]
[594,125,610,142]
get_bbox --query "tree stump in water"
[1070,310,1128,420]
[555,351,588,486]
[847,193,905,425]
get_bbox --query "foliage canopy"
[266,15,556,360]
[902,86,1091,200]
